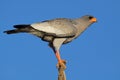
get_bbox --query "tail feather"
[4,29,19,34]
[4,24,44,38]
[14,24,30,28]
[4,24,31,34]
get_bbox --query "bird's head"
[74,15,97,27]
[81,15,97,23]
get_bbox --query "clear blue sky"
[0,0,120,80]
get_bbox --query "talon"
[57,60,66,69]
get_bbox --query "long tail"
[4,25,31,34]
[4,29,19,34]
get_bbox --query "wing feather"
[31,18,77,38]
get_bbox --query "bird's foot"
[57,60,66,69]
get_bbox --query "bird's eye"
[89,16,93,19]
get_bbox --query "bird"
[4,15,97,68]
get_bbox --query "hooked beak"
[90,17,97,23]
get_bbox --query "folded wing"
[31,18,77,38]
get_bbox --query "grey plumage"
[4,15,97,61]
